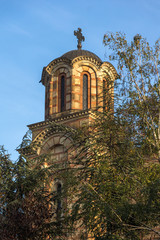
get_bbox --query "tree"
[0,134,67,240]
[0,146,14,227]
[61,111,159,239]
[103,32,160,162]
[56,33,160,239]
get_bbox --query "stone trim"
[28,109,92,130]
[100,61,119,79]
[72,56,101,67]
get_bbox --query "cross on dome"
[74,28,85,50]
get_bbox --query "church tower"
[27,29,117,155]
[22,29,118,238]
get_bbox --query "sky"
[0,0,160,161]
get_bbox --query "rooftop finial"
[74,28,85,50]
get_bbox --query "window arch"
[83,74,88,110]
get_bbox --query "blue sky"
[0,0,160,161]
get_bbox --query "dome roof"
[61,49,102,63]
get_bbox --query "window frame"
[58,73,66,112]
[81,72,91,110]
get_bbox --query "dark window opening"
[83,74,88,110]
[103,79,106,110]
[61,76,65,111]
[56,183,62,214]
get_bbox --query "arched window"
[83,74,88,110]
[61,75,65,111]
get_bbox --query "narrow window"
[83,74,88,110]
[103,79,106,110]
[61,76,65,111]
[56,183,62,219]
[45,81,50,118]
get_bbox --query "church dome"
[61,49,102,63]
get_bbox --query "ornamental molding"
[43,56,101,75]
[18,126,66,157]
[71,56,101,67]
[33,124,66,147]
[28,109,92,130]
[46,58,71,71]
[100,62,119,79]
[19,124,74,157]
[41,57,118,85]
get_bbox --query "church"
[23,28,118,239]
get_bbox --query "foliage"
[62,109,160,240]
[103,32,160,161]
[0,139,67,239]
[56,33,160,239]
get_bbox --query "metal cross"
[74,28,85,50]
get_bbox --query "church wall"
[71,61,98,111]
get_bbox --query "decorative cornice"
[41,55,103,84]
[46,57,71,72]
[33,123,67,146]
[100,61,119,79]
[71,56,101,67]
[28,109,92,130]
[22,109,97,157]
[46,55,102,71]
[41,58,119,86]
[18,124,68,157]
[17,145,37,157]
